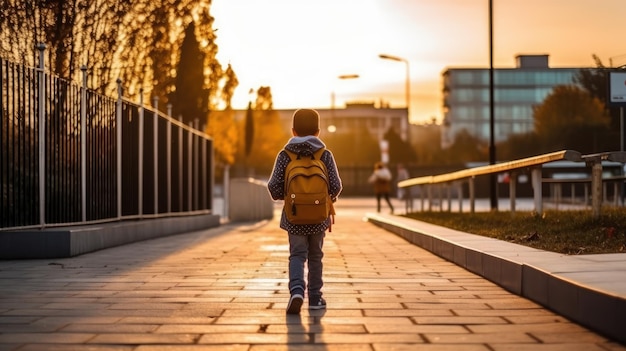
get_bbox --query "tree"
[233,87,289,176]
[574,55,608,103]
[171,22,207,127]
[383,127,417,166]
[574,54,626,150]
[220,63,239,109]
[255,86,273,110]
[0,0,233,115]
[442,129,487,164]
[206,109,238,166]
[0,0,132,91]
[250,87,289,173]
[244,101,254,158]
[533,85,610,153]
[496,132,542,161]
[408,121,442,166]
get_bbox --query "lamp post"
[378,54,410,121]
[488,0,497,211]
[609,55,626,204]
[329,74,359,133]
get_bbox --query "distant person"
[267,108,342,314]
[396,163,410,200]
[368,162,394,213]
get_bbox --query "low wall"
[0,214,221,259]
[228,178,274,222]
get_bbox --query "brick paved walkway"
[0,199,624,350]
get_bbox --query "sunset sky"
[211,0,626,124]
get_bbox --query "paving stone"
[373,345,491,351]
[89,333,198,344]
[0,198,622,350]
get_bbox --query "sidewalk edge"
[365,212,626,345]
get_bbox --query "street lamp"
[488,0,497,211]
[329,74,359,133]
[378,54,410,121]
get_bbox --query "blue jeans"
[288,231,325,297]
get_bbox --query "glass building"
[441,55,581,148]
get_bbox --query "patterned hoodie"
[267,135,342,235]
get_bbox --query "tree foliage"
[574,54,626,150]
[0,0,235,119]
[384,127,417,165]
[171,22,207,126]
[496,132,542,161]
[442,129,487,164]
[0,0,130,91]
[409,122,443,165]
[574,55,609,106]
[206,109,238,166]
[233,87,290,176]
[533,85,610,153]
[244,101,254,158]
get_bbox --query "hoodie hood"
[284,135,326,156]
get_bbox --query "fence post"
[80,65,87,222]
[153,96,159,215]
[446,184,452,212]
[37,43,46,228]
[509,172,517,213]
[223,164,230,220]
[427,185,433,211]
[469,177,475,213]
[591,162,602,218]
[531,167,542,215]
[178,116,183,211]
[138,89,144,218]
[167,104,172,214]
[202,128,208,210]
[457,182,463,212]
[194,119,199,211]
[116,78,123,219]
[188,121,193,211]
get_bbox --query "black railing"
[1,47,213,230]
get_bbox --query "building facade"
[441,55,581,148]
[236,103,409,142]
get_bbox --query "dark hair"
[292,109,320,136]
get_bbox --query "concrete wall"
[228,178,275,222]
[0,214,221,259]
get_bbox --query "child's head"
[292,109,320,136]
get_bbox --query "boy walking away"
[267,109,342,314]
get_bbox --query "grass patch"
[403,208,626,255]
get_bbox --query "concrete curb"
[365,212,626,345]
[0,214,221,259]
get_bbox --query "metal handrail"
[398,150,624,218]
[398,150,582,187]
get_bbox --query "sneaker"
[309,296,326,310]
[286,294,304,314]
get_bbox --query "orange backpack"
[283,148,335,226]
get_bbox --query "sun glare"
[212,0,626,124]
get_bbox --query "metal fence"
[1,46,213,230]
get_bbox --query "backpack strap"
[284,147,325,161]
[313,147,326,160]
